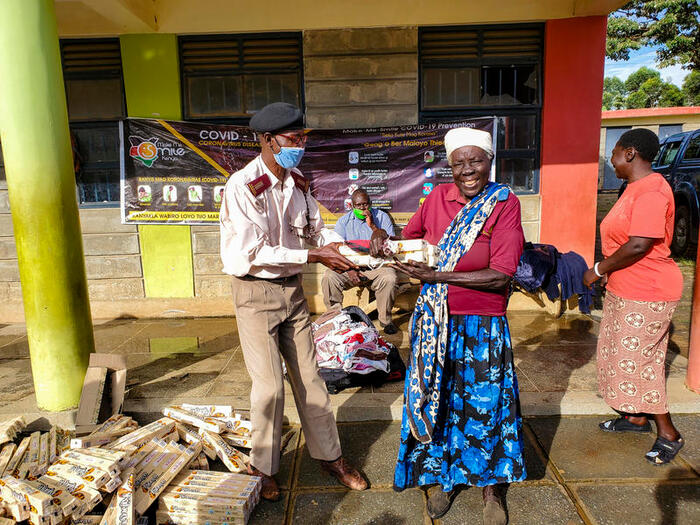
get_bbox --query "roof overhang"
[55,0,627,37]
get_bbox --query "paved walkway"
[0,310,697,425]
[1,309,699,523]
[247,416,699,524]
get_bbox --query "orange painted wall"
[539,16,607,265]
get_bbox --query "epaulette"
[290,171,310,193]
[246,174,271,196]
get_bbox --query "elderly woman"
[372,128,526,522]
[584,128,684,464]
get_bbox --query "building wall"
[598,111,700,188]
[4,21,600,321]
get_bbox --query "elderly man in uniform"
[219,102,368,501]
[321,188,399,334]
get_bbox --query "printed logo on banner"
[129,136,159,167]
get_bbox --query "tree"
[624,66,660,92]
[660,82,684,106]
[682,70,700,105]
[603,76,627,109]
[602,67,687,110]
[607,1,700,71]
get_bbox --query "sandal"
[599,416,651,433]
[645,436,684,465]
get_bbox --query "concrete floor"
[0,309,697,423]
[243,416,700,525]
[1,308,700,523]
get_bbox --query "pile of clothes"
[513,242,594,314]
[312,307,393,375]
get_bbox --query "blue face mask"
[273,147,305,169]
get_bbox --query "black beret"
[249,102,304,133]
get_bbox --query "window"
[419,24,543,193]
[681,134,700,163]
[60,39,126,205]
[659,124,682,141]
[656,140,683,167]
[179,33,303,123]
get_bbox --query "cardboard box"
[75,354,127,434]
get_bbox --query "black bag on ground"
[316,306,406,395]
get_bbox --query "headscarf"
[444,127,494,160]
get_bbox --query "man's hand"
[389,259,437,284]
[346,269,362,286]
[369,229,389,257]
[309,242,359,273]
[365,211,375,229]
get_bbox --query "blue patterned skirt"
[394,314,526,491]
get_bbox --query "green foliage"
[603,76,627,109]
[607,1,700,70]
[603,66,691,109]
[624,66,660,92]
[682,70,700,105]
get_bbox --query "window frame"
[680,132,700,166]
[418,23,544,195]
[178,32,305,125]
[60,38,126,208]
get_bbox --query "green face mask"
[353,208,369,220]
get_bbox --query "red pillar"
[686,241,700,393]
[539,16,607,265]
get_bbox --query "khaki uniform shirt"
[220,155,342,278]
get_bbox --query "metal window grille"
[60,38,125,205]
[419,24,543,194]
[179,33,303,123]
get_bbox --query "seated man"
[322,189,399,334]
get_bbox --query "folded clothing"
[312,310,391,374]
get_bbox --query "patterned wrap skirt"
[597,290,678,414]
[394,314,526,491]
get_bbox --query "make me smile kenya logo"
[129,136,186,167]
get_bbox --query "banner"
[120,117,496,225]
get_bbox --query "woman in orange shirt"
[584,128,684,465]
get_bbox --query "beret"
[444,128,494,160]
[249,102,304,133]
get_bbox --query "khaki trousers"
[232,275,341,476]
[321,267,398,324]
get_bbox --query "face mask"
[273,147,305,169]
[353,208,369,220]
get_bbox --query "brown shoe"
[320,457,368,491]
[247,464,281,501]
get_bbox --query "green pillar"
[0,0,93,410]
[120,34,195,298]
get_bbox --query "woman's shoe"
[599,417,651,433]
[483,485,507,525]
[483,499,507,525]
[426,485,455,519]
[645,436,684,465]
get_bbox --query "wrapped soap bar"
[115,472,134,525]
[180,404,234,419]
[200,432,246,473]
[162,407,224,434]
[0,443,17,477]
[134,443,199,515]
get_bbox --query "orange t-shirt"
[600,173,683,301]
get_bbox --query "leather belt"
[239,274,298,285]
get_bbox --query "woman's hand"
[390,259,437,284]
[583,268,599,288]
